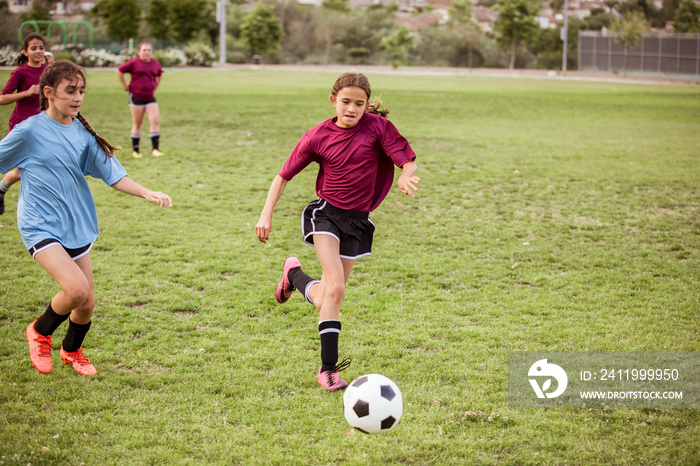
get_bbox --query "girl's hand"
[398,174,421,198]
[145,191,172,210]
[255,215,272,244]
[27,84,40,95]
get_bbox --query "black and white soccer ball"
[343,374,403,434]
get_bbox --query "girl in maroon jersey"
[0,33,47,226]
[255,72,420,391]
[116,42,165,158]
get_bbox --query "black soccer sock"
[62,319,92,353]
[150,132,160,150]
[33,302,71,336]
[0,180,9,194]
[131,134,140,152]
[319,320,341,372]
[288,268,319,303]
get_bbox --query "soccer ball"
[343,374,403,434]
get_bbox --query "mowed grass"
[0,68,698,464]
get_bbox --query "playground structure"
[19,20,93,50]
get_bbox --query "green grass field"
[0,68,698,464]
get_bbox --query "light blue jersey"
[0,112,127,250]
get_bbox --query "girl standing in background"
[0,33,47,225]
[117,42,165,158]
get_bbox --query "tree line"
[1,0,698,70]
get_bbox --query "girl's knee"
[325,282,346,302]
[64,280,91,308]
[70,291,94,323]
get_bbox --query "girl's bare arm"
[255,174,288,244]
[110,176,172,210]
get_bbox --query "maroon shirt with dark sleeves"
[117,58,163,101]
[279,112,416,212]
[1,63,47,132]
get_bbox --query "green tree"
[450,0,483,69]
[451,0,473,23]
[612,10,649,73]
[674,0,700,32]
[413,26,458,66]
[584,8,615,30]
[168,0,213,44]
[661,0,680,25]
[604,0,620,11]
[146,0,171,41]
[274,0,319,62]
[321,0,351,12]
[494,0,540,69]
[240,2,284,58]
[617,0,665,28]
[337,7,396,59]
[316,2,349,64]
[94,0,141,43]
[380,25,414,68]
[530,16,581,70]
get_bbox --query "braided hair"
[331,72,390,118]
[40,61,120,160]
[16,33,47,66]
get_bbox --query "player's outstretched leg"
[276,256,301,303]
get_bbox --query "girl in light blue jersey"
[0,61,173,375]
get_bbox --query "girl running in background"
[255,72,420,391]
[0,61,173,375]
[116,42,165,158]
[0,33,47,226]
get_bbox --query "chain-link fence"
[578,31,700,79]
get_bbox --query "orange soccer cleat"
[60,347,97,375]
[26,319,52,374]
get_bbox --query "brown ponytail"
[40,60,120,160]
[331,72,390,118]
[366,96,390,118]
[76,113,120,159]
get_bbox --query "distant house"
[473,6,499,33]
[395,13,444,31]
[8,0,31,14]
[534,0,620,29]
[342,0,430,10]
[8,1,95,16]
